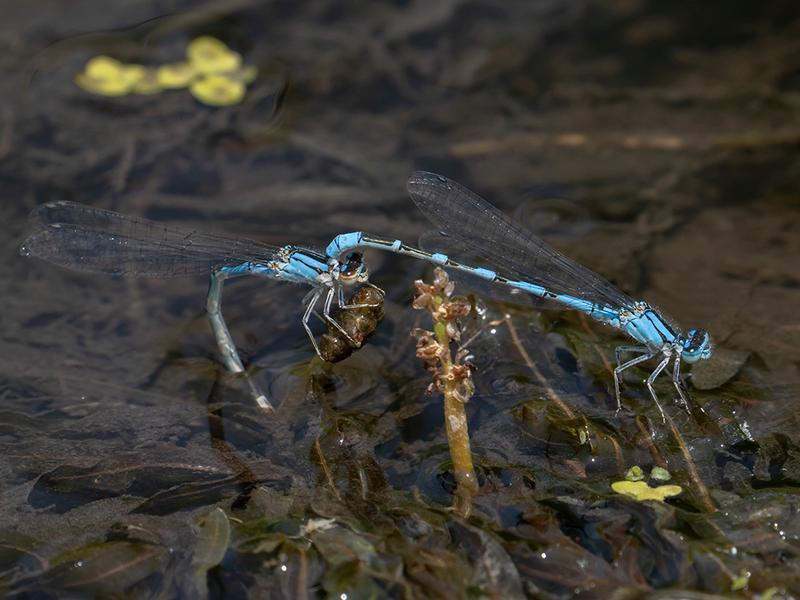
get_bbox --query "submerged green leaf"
[192,507,231,598]
[193,507,231,570]
[308,524,377,567]
[16,541,164,594]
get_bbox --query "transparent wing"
[21,201,281,277]
[418,230,549,308]
[407,172,636,310]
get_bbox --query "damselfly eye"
[682,329,711,362]
[341,252,364,279]
[687,329,705,350]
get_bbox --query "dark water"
[1,1,799,597]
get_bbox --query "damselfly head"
[339,252,369,284]
[682,329,711,362]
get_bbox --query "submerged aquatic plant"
[75,36,257,106]
[412,268,478,516]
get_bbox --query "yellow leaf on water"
[187,36,241,75]
[75,56,144,96]
[190,74,245,106]
[75,72,129,96]
[85,56,125,79]
[611,480,683,502]
[156,62,197,88]
[121,64,147,84]
[131,68,161,94]
[76,39,255,103]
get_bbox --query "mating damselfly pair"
[21,172,711,419]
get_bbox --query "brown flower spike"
[412,267,478,516]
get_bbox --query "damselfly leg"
[645,355,671,422]
[613,346,653,414]
[337,282,386,310]
[323,287,359,346]
[302,289,324,357]
[670,354,692,413]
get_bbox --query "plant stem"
[434,316,478,516]
[505,315,576,420]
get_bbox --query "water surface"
[1,1,799,597]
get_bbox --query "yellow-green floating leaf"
[131,68,162,94]
[650,466,672,481]
[624,466,645,482]
[730,570,750,591]
[611,480,683,502]
[190,74,246,106]
[188,36,242,75]
[75,56,144,96]
[156,62,197,89]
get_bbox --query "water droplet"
[280,564,287,572]
[540,552,547,559]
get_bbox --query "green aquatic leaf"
[132,476,243,515]
[192,507,231,598]
[16,541,163,594]
[756,587,779,600]
[308,523,377,567]
[29,460,234,513]
[625,466,645,481]
[0,532,48,578]
[650,466,672,481]
[193,507,231,570]
[730,569,750,591]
